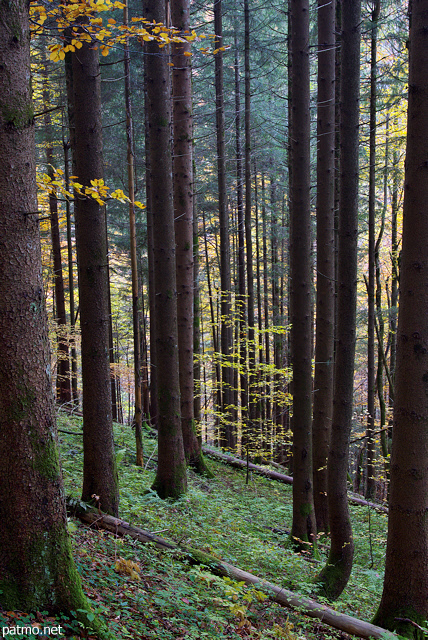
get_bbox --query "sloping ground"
[0,413,389,639]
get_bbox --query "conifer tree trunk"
[234,29,248,436]
[373,2,428,635]
[289,0,317,548]
[244,0,256,434]
[72,34,119,516]
[366,0,380,501]
[123,1,143,466]
[172,0,208,474]
[0,2,97,623]
[63,54,79,406]
[42,61,71,406]
[63,141,79,405]
[262,174,272,424]
[313,0,335,534]
[389,147,399,407]
[317,0,360,599]
[145,0,187,498]
[214,0,235,449]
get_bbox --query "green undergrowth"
[1,411,389,639]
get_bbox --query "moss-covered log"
[68,501,397,640]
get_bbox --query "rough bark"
[373,2,428,636]
[366,0,380,501]
[0,3,100,629]
[234,29,248,442]
[63,50,79,407]
[123,2,143,466]
[145,0,187,499]
[72,34,119,516]
[313,0,335,535]
[172,0,208,475]
[244,0,256,434]
[317,0,360,599]
[214,0,235,449]
[289,0,317,548]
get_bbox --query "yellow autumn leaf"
[114,557,141,581]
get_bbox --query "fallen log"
[348,493,388,514]
[67,500,396,640]
[201,447,293,484]
[203,447,389,513]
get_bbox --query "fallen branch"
[348,493,388,514]
[202,447,293,484]
[203,447,389,513]
[67,500,396,640]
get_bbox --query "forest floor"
[0,412,388,640]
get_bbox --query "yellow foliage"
[114,556,141,581]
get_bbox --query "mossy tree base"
[372,608,427,640]
[188,452,215,478]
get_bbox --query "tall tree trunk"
[145,0,187,498]
[312,0,335,535]
[63,141,79,406]
[0,3,99,627]
[289,0,317,548]
[124,0,143,466]
[72,33,119,516]
[389,147,399,407]
[244,0,256,436]
[234,28,248,441]
[42,61,71,406]
[317,0,360,599]
[214,0,235,449]
[172,0,208,474]
[144,50,158,427]
[373,1,428,634]
[193,198,202,426]
[262,174,271,423]
[366,0,380,501]
[377,117,389,467]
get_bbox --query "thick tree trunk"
[373,2,428,636]
[72,36,119,516]
[317,0,360,599]
[289,0,317,548]
[0,3,98,627]
[172,0,208,475]
[312,0,335,535]
[145,0,187,499]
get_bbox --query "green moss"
[315,556,350,601]
[1,98,34,131]
[299,502,313,518]
[33,434,61,480]
[373,606,427,639]
[189,451,215,479]
[0,523,111,638]
[152,460,187,500]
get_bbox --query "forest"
[1,0,428,638]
